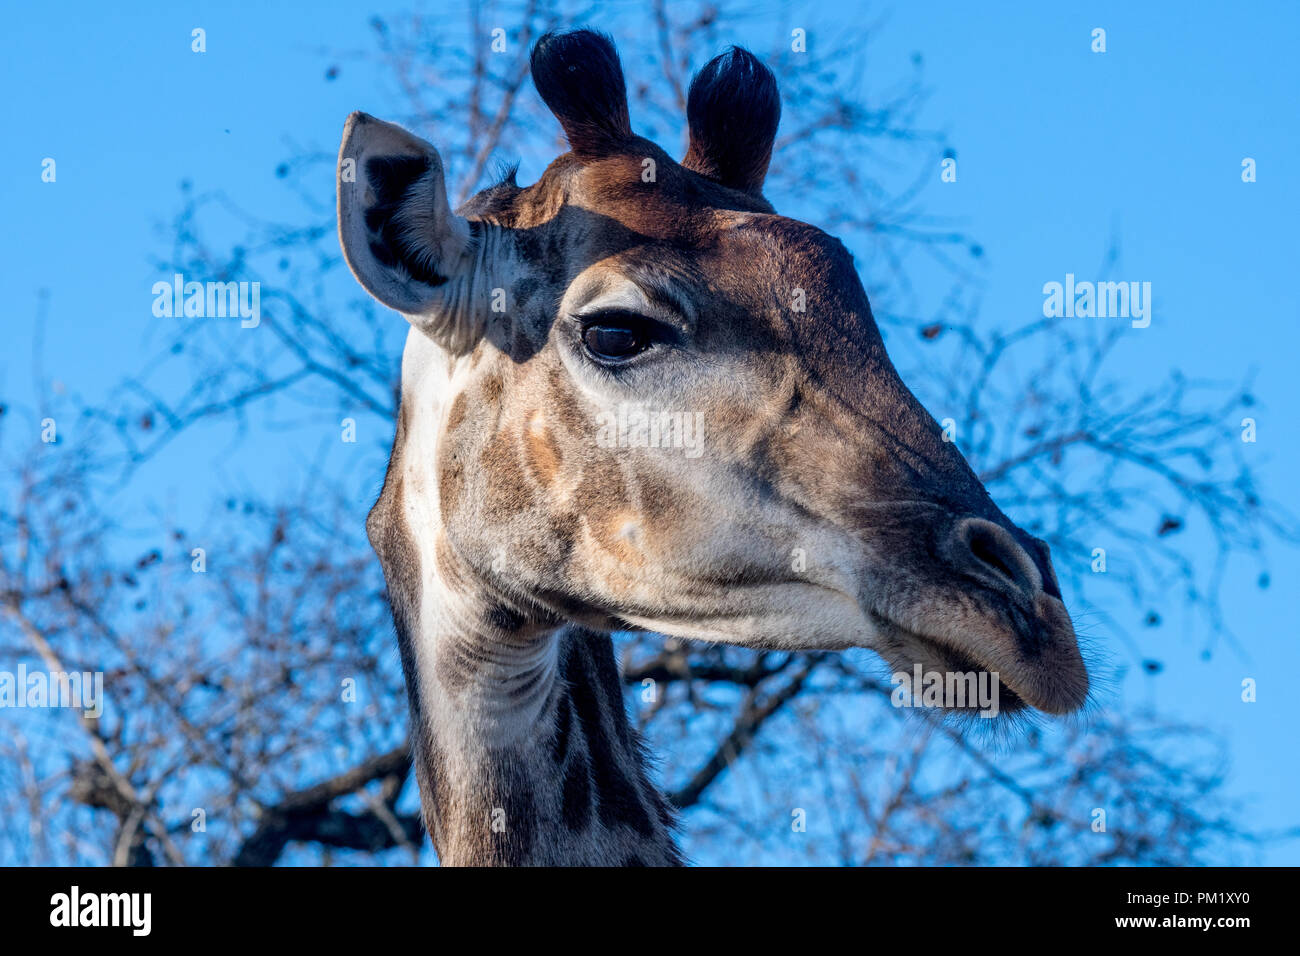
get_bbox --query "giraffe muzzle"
[857,508,1089,716]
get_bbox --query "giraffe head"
[338,31,1088,717]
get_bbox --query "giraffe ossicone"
[337,29,1088,866]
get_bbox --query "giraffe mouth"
[902,632,1029,715]
[868,611,1045,716]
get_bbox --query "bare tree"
[1,0,1293,866]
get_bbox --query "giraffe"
[336,30,1088,866]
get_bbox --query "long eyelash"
[575,308,652,329]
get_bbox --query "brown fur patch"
[522,411,563,487]
[589,510,648,569]
[446,392,468,433]
[481,430,536,514]
[480,375,504,404]
[438,444,465,518]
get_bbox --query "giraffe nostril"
[971,532,1018,582]
[954,518,1043,595]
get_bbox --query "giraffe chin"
[867,611,1087,718]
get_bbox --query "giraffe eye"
[580,314,653,363]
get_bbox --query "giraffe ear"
[337,112,485,353]
[682,47,781,197]
[531,30,633,160]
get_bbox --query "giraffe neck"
[371,335,681,865]
[406,616,681,866]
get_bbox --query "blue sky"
[2,0,1297,862]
